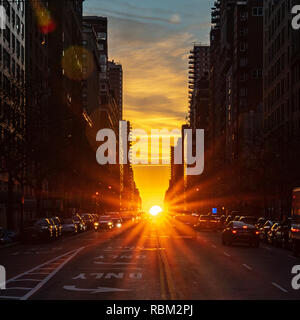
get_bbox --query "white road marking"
[212,245,217,248]
[223,252,231,257]
[63,285,131,294]
[0,247,85,300]
[262,246,272,251]
[242,264,252,271]
[272,282,288,293]
[94,261,137,265]
[5,287,33,290]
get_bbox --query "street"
[0,218,299,300]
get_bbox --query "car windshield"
[232,221,249,228]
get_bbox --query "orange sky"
[84,1,211,212]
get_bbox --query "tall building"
[108,60,123,120]
[0,0,26,229]
[188,44,210,129]
[263,0,300,218]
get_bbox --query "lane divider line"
[271,282,288,293]
[242,264,252,271]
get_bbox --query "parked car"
[239,216,258,226]
[81,213,93,229]
[266,222,280,246]
[51,216,62,238]
[21,218,54,242]
[255,217,266,229]
[259,220,274,241]
[62,218,78,235]
[233,215,241,221]
[94,217,113,231]
[0,228,18,245]
[73,214,86,232]
[222,221,260,247]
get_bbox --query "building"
[0,0,26,229]
[263,0,300,218]
[188,44,210,129]
[108,60,123,120]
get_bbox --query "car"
[111,217,123,228]
[218,215,227,229]
[81,213,94,229]
[259,220,274,241]
[266,222,280,246]
[62,218,78,235]
[21,218,54,242]
[233,215,241,221]
[273,221,292,249]
[225,215,234,226]
[94,218,113,231]
[239,216,258,226]
[222,221,260,247]
[51,216,62,238]
[73,214,86,232]
[194,215,218,231]
[255,217,266,229]
[0,228,18,245]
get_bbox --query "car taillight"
[242,226,248,229]
[255,231,259,235]
[291,228,300,233]
[232,230,237,234]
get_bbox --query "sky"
[83,0,212,212]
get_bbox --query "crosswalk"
[0,247,84,300]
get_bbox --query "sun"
[149,205,162,216]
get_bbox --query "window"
[240,57,248,66]
[252,7,263,16]
[240,12,248,21]
[240,42,248,52]
[97,32,106,40]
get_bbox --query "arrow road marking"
[63,285,131,294]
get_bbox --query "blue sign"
[212,208,217,214]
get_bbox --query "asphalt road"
[0,217,300,300]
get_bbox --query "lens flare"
[149,205,162,216]
[30,0,56,34]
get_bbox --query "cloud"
[85,7,182,25]
[169,14,181,24]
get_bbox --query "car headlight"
[117,223,122,228]
[94,222,99,226]
[108,222,112,226]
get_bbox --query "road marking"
[0,247,85,300]
[272,282,288,293]
[242,264,252,271]
[94,261,137,265]
[63,285,131,294]
[212,245,217,248]
[223,252,231,257]
[262,246,272,251]
[5,287,33,290]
